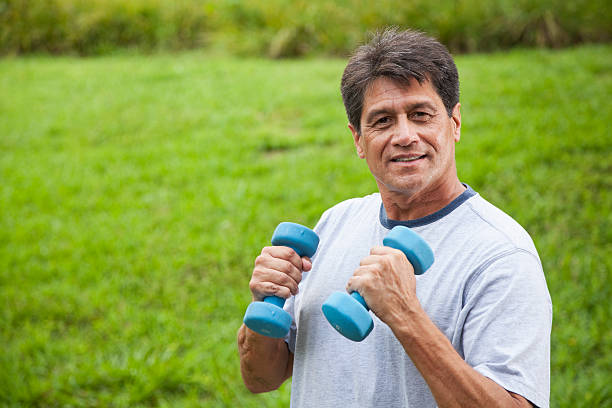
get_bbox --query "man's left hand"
[346,246,422,326]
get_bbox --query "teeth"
[394,156,422,162]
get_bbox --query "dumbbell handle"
[263,295,286,308]
[263,223,319,308]
[349,227,434,311]
[351,292,369,310]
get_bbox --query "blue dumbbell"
[321,226,433,342]
[243,222,319,338]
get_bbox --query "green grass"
[1,45,611,406]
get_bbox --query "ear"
[349,123,366,159]
[451,103,461,142]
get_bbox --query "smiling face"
[349,76,463,217]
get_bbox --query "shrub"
[0,0,610,56]
[0,0,211,55]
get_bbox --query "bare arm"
[237,324,294,393]
[237,246,311,392]
[347,246,533,408]
[388,303,532,407]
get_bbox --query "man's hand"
[239,245,310,393]
[249,246,312,301]
[346,246,420,325]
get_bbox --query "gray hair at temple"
[340,28,460,134]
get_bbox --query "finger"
[369,246,399,256]
[345,274,361,294]
[261,246,305,271]
[251,280,293,300]
[346,265,376,292]
[359,254,385,266]
[256,251,304,284]
[254,255,302,284]
[346,273,372,295]
[301,256,313,272]
[250,267,299,298]
[367,246,410,267]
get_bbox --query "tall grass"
[1,45,611,406]
[1,0,610,56]
[0,0,210,55]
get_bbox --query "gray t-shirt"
[284,187,552,408]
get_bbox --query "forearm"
[237,323,293,393]
[388,308,530,408]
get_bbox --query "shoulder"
[427,191,544,293]
[458,193,539,256]
[448,193,548,299]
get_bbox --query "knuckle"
[281,273,298,291]
[249,273,264,288]
[267,283,290,298]
[279,261,293,274]
[280,271,292,283]
[277,246,294,258]
[260,246,273,256]
[294,272,302,283]
[361,274,373,286]
[251,264,265,278]
[381,256,393,269]
[254,253,269,266]
[372,263,383,274]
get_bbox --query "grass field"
[1,44,611,407]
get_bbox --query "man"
[237,28,552,407]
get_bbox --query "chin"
[384,183,423,196]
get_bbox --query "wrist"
[386,302,431,346]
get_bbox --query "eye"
[373,116,391,127]
[410,111,432,122]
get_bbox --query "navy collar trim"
[379,184,476,229]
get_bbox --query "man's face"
[349,77,461,200]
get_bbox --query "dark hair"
[340,28,459,134]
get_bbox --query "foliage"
[0,0,611,56]
[0,0,211,55]
[1,45,611,406]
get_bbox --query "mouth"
[391,154,426,163]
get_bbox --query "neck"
[380,178,466,221]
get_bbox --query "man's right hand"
[249,246,312,301]
[239,246,307,392]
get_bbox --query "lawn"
[1,44,611,407]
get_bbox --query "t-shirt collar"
[379,184,476,229]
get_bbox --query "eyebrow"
[364,101,438,124]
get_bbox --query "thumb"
[301,256,313,271]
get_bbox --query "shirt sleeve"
[283,294,297,353]
[460,249,552,408]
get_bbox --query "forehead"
[362,76,443,114]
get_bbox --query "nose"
[392,115,418,146]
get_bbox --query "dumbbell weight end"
[322,291,373,341]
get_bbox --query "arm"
[387,301,532,407]
[347,247,535,408]
[237,324,294,393]
[237,246,311,393]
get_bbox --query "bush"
[0,0,610,56]
[0,0,211,55]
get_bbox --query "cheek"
[427,125,454,152]
[419,130,443,152]
[363,134,386,155]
